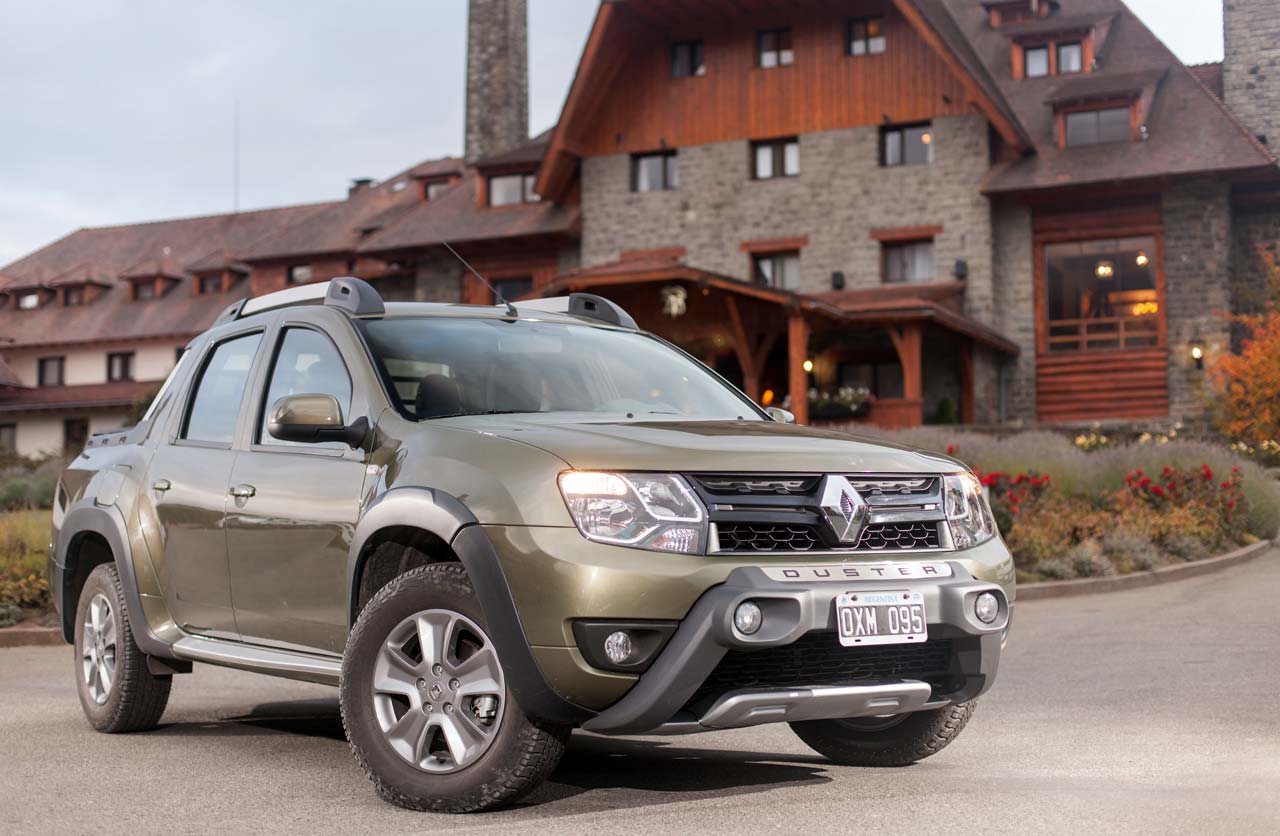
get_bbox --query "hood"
[436,416,961,474]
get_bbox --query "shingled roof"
[0,202,333,348]
[940,0,1276,193]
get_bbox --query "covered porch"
[535,255,1019,427]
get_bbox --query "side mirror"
[267,394,369,449]
[765,406,796,424]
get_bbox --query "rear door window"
[182,333,263,444]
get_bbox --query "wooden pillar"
[725,296,761,402]
[958,342,976,424]
[787,312,811,425]
[886,322,923,427]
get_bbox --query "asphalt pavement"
[2,551,1278,836]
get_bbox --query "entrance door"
[226,326,369,655]
[1036,230,1168,422]
[63,418,88,455]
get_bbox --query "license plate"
[835,590,927,647]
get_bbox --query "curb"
[1018,540,1275,601]
[0,624,63,649]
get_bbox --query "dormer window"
[18,292,42,310]
[487,173,540,206]
[288,264,314,284]
[1063,107,1130,147]
[133,280,157,301]
[64,286,85,306]
[1024,45,1049,78]
[197,274,224,294]
[1057,41,1082,73]
[425,180,452,201]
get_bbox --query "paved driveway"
[2,551,1277,836]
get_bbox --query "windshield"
[359,317,764,422]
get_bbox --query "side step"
[170,636,342,687]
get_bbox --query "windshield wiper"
[423,410,543,420]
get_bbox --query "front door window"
[1044,236,1158,353]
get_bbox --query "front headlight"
[944,472,996,550]
[558,471,707,553]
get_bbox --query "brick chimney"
[466,0,529,163]
[1224,0,1280,145]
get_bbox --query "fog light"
[975,592,1000,624]
[603,631,633,664]
[734,601,763,635]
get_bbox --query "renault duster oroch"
[50,278,1013,812]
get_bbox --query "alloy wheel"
[81,593,117,705]
[371,609,506,773]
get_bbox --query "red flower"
[1150,485,1166,497]
[1202,464,1214,481]
[1232,466,1241,474]
[1136,469,1144,477]
[1222,482,1232,490]
[1228,500,1237,510]
[1163,466,1173,475]
[946,445,957,455]
[1138,477,1153,488]
[1167,481,1177,491]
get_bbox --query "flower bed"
[863,430,1280,582]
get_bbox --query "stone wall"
[1224,0,1280,144]
[465,0,529,162]
[410,250,464,302]
[1162,178,1233,423]
[990,198,1035,423]
[581,114,996,321]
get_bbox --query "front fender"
[346,487,594,725]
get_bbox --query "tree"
[1211,244,1280,444]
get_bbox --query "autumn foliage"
[1211,246,1280,444]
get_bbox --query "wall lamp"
[1189,339,1206,371]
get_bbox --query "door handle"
[229,484,256,499]
[151,479,171,493]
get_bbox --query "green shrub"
[1163,532,1210,562]
[0,602,23,628]
[1068,541,1115,577]
[1101,528,1160,572]
[1035,558,1075,580]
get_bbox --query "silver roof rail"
[517,293,638,330]
[214,277,384,325]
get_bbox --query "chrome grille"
[691,475,819,495]
[848,476,938,498]
[717,524,823,552]
[715,522,943,553]
[856,521,942,551]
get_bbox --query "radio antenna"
[441,240,518,319]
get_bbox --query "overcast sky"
[0,0,1225,267]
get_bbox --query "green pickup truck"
[50,278,1013,812]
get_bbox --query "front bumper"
[578,564,1008,735]
[483,525,1013,729]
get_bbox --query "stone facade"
[1224,0,1280,144]
[1162,178,1234,423]
[465,0,528,162]
[582,115,995,317]
[990,198,1036,423]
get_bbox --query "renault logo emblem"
[817,475,869,545]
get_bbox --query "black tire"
[340,563,569,813]
[73,563,172,733]
[790,701,977,767]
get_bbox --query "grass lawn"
[0,509,52,615]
